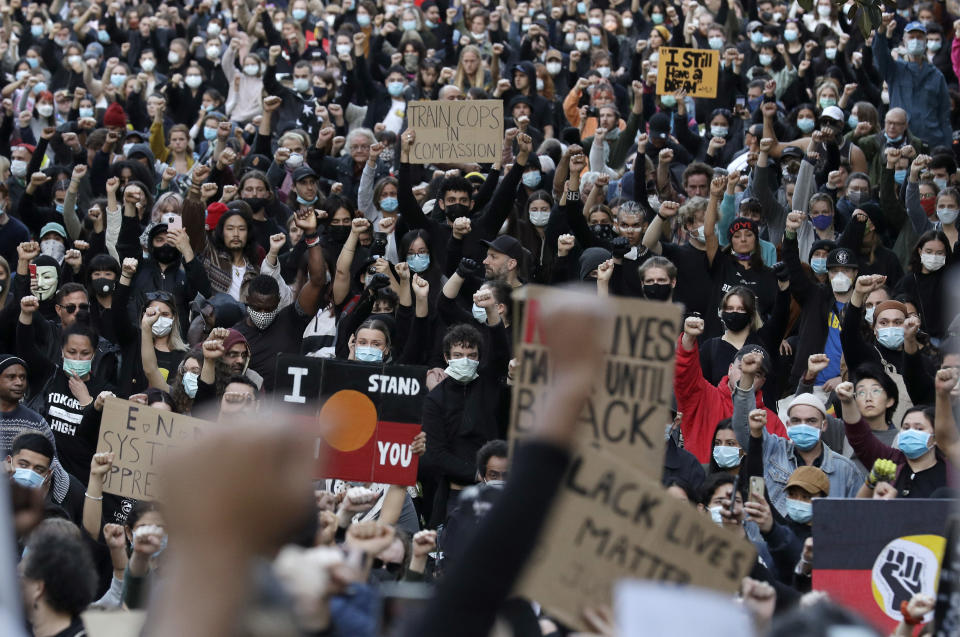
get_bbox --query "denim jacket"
[732,384,865,517]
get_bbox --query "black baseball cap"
[292,165,318,182]
[826,247,857,269]
[481,235,524,261]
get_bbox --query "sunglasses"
[145,291,175,303]
[57,303,90,314]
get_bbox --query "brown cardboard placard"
[509,285,682,479]
[406,99,504,164]
[516,445,756,631]
[95,398,210,501]
[656,46,719,98]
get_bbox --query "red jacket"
[674,336,787,463]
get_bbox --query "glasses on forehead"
[145,291,175,303]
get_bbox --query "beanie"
[206,202,228,231]
[103,102,127,128]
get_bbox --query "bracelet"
[305,234,320,248]
[566,189,580,201]
[84,492,103,501]
[900,601,922,626]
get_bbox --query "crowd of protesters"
[0,0,959,635]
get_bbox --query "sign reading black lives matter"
[509,287,755,631]
[406,99,503,164]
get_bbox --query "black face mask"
[152,244,181,264]
[721,310,751,332]
[243,197,269,211]
[643,283,672,301]
[326,225,350,243]
[443,203,470,222]
[590,224,617,242]
[91,277,115,296]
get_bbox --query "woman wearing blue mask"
[707,419,743,476]
[16,304,112,482]
[842,277,910,387]
[838,384,947,499]
[894,231,952,340]
[398,229,441,309]
[512,189,556,284]
[905,158,959,252]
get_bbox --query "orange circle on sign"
[318,389,377,452]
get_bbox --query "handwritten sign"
[96,399,210,501]
[516,446,756,630]
[656,47,719,98]
[406,99,503,164]
[274,356,426,485]
[509,285,682,479]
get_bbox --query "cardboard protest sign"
[406,99,503,164]
[813,499,952,633]
[516,446,756,631]
[96,399,210,501]
[274,356,426,485]
[615,581,752,637]
[656,47,719,98]
[509,285,682,479]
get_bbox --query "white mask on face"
[151,315,174,337]
[10,160,27,178]
[920,253,946,271]
[830,272,852,293]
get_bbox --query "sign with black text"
[274,356,426,485]
[406,99,503,164]
[96,399,210,501]
[655,47,719,98]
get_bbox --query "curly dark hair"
[22,528,97,615]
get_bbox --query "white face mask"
[168,51,180,64]
[830,272,852,293]
[40,239,66,261]
[36,104,53,118]
[529,209,550,226]
[546,61,562,75]
[206,46,221,60]
[243,64,260,76]
[10,160,27,178]
[151,315,174,337]
[185,75,203,88]
[141,59,156,72]
[920,253,946,271]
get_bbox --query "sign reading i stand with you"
[655,46,719,98]
[508,286,755,632]
[406,99,504,164]
[96,398,210,501]
[274,355,426,486]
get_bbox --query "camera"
[371,232,388,258]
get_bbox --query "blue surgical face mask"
[292,8,307,20]
[750,31,764,44]
[694,225,706,243]
[894,169,907,184]
[906,38,926,56]
[445,357,479,383]
[62,357,92,377]
[472,303,487,322]
[522,171,541,187]
[877,326,905,349]
[896,429,932,460]
[402,20,418,31]
[79,106,94,119]
[819,97,836,109]
[387,81,405,97]
[204,126,218,141]
[787,424,821,451]
[784,29,799,42]
[847,114,859,129]
[710,125,728,138]
[577,2,588,14]
[296,194,319,205]
[98,30,110,43]
[660,94,677,108]
[380,196,398,212]
[12,467,45,489]
[32,81,47,94]
[712,445,742,468]
[811,256,827,274]
[355,346,384,362]
[406,253,430,272]
[358,14,371,26]
[591,35,602,46]
[796,117,815,133]
[785,498,813,523]
[111,73,127,87]
[886,133,904,144]
[758,53,773,66]
[31,25,44,37]
[55,202,64,214]
[708,37,724,50]
[181,371,199,398]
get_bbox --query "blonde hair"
[453,45,485,92]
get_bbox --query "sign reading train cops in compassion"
[275,356,426,485]
[510,285,682,479]
[406,99,504,164]
[656,47,719,98]
[516,447,756,631]
[97,398,210,501]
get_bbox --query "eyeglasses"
[856,387,885,398]
[57,303,90,314]
[145,291,175,303]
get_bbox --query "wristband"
[900,601,922,626]
[304,232,320,248]
[84,492,103,501]
[566,189,580,201]
[865,475,878,489]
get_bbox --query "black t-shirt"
[51,617,86,637]
[233,302,312,392]
[707,255,778,337]
[661,242,712,317]
[42,371,110,484]
[896,460,948,499]
[155,348,185,384]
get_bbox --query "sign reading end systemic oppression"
[96,398,211,501]
[655,47,719,98]
[275,356,426,486]
[406,99,503,164]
